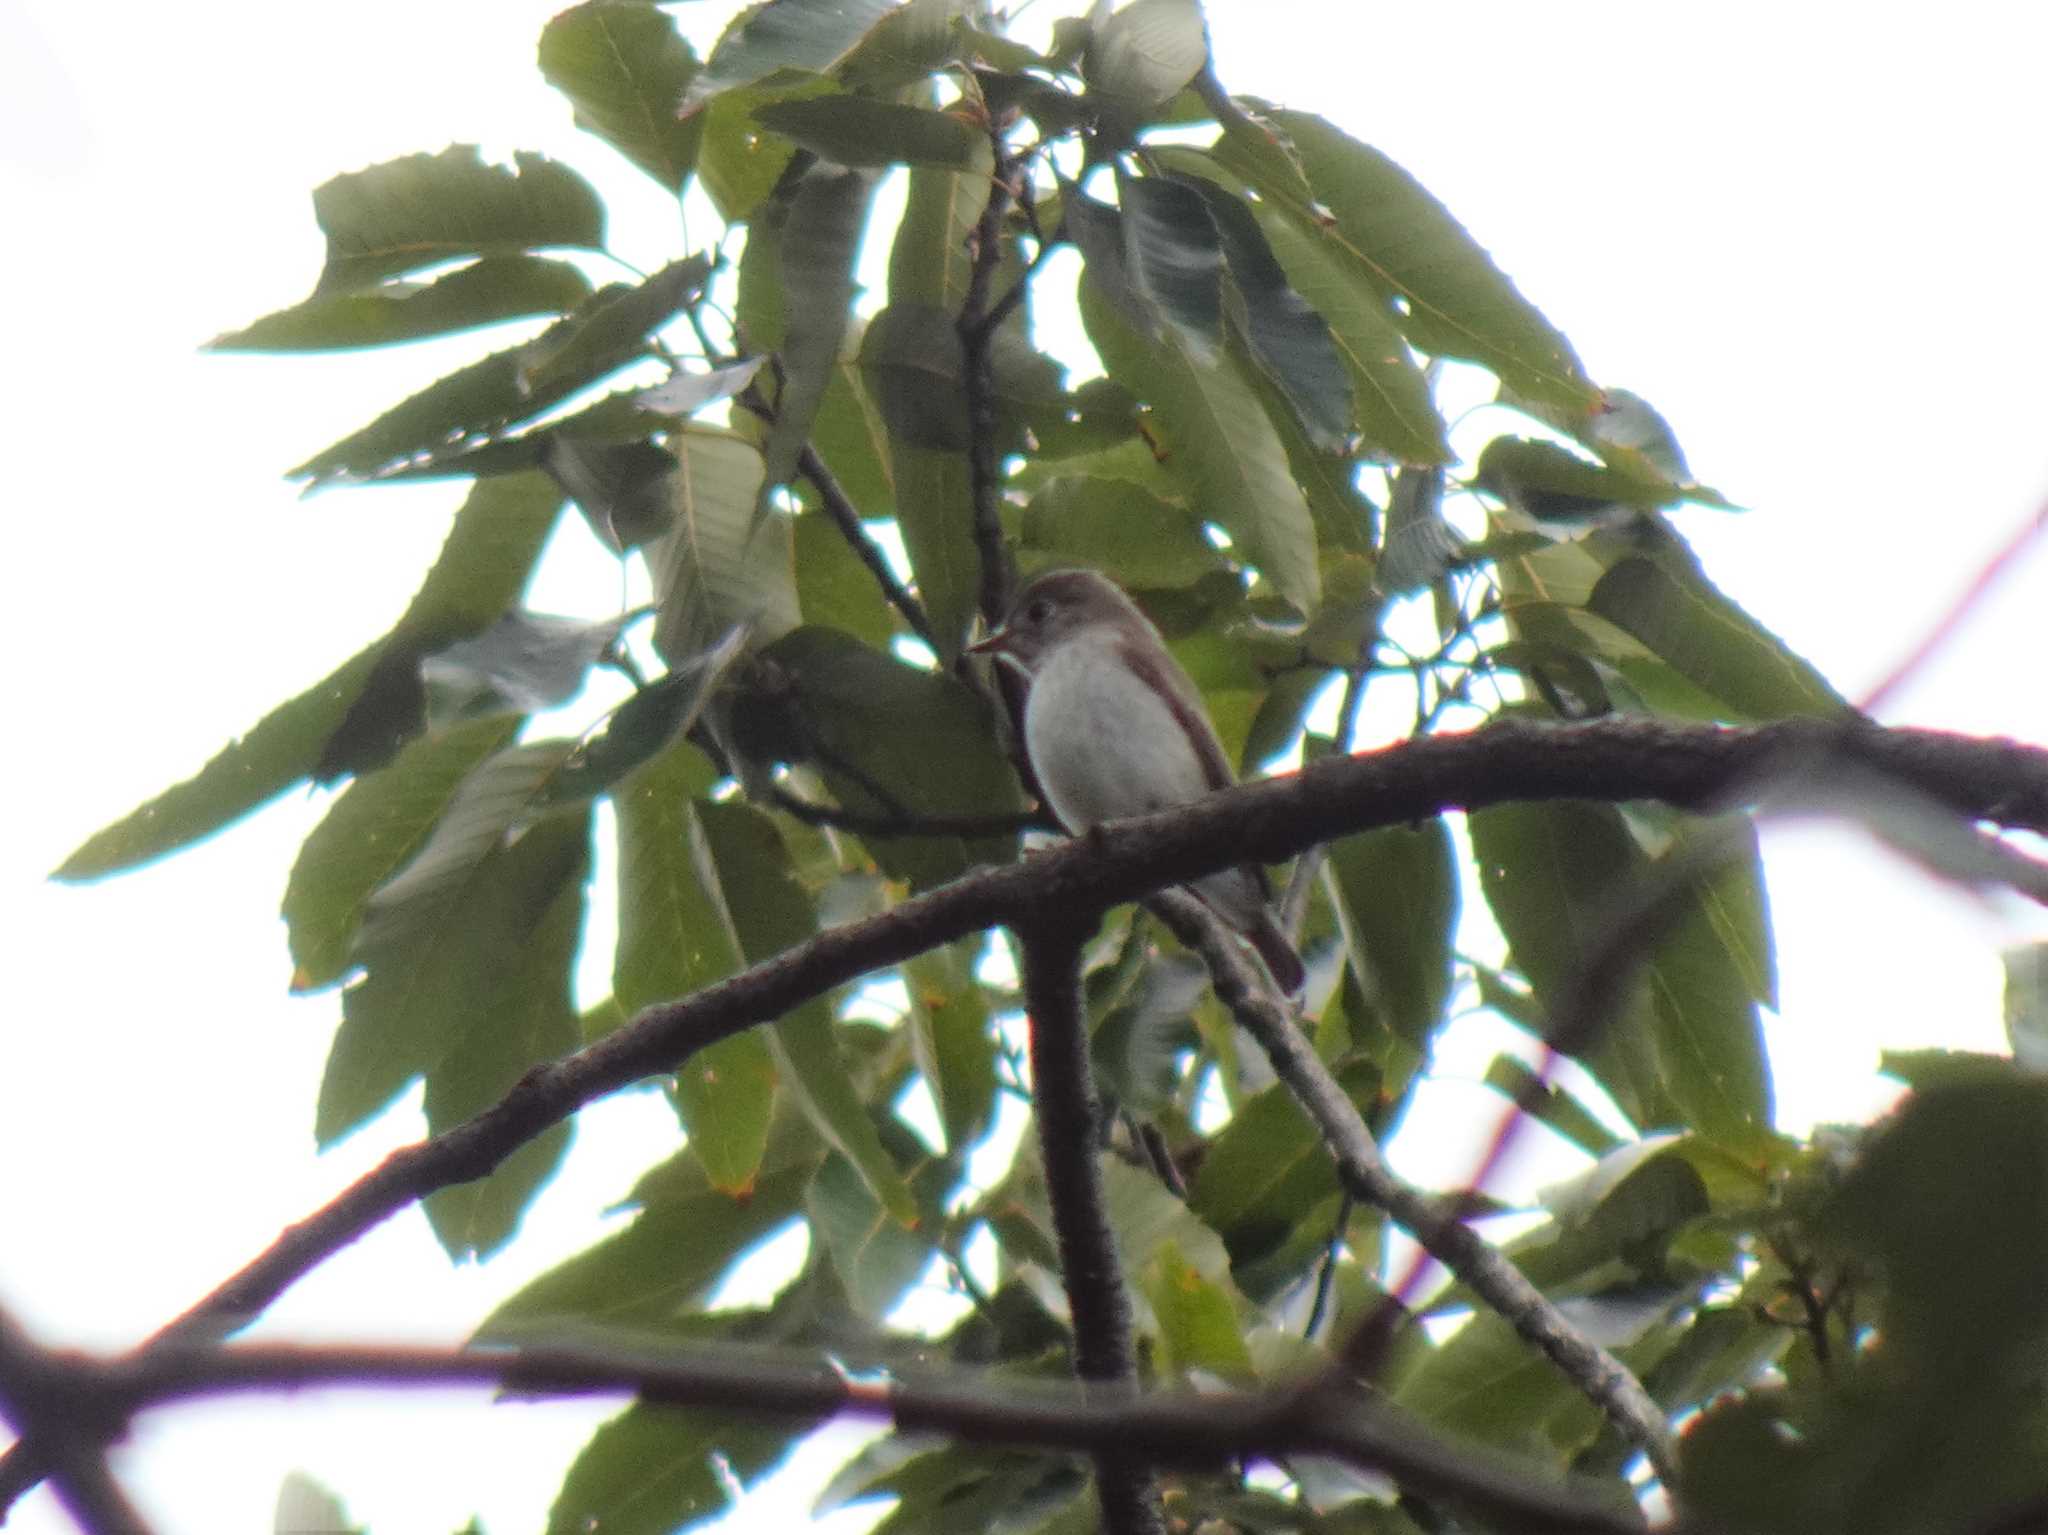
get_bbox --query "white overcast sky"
[4,3,2048,1532]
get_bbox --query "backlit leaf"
[1328,816,1459,1044]
[310,146,603,294]
[754,94,979,168]
[539,0,704,188]
[209,257,591,351]
[646,428,801,664]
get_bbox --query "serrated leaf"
[55,474,563,880]
[1187,1080,1344,1265]
[546,1402,798,1535]
[634,356,768,418]
[539,0,704,188]
[1251,200,1448,464]
[1080,276,1320,613]
[1177,177,1353,451]
[1587,546,1848,722]
[544,631,746,806]
[1218,112,1592,409]
[1118,168,1223,358]
[695,799,918,1223]
[1082,0,1208,109]
[310,146,604,294]
[758,165,877,492]
[421,807,588,1260]
[283,716,521,991]
[317,742,577,1143]
[421,609,625,719]
[647,428,802,665]
[682,0,897,112]
[290,265,703,485]
[1328,816,1458,1044]
[754,93,979,168]
[210,257,591,351]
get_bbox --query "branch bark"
[1018,917,1165,1535]
[3,716,2043,1515]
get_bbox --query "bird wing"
[1114,631,1236,794]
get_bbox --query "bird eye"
[1025,598,1051,625]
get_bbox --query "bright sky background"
[5,2,2048,1532]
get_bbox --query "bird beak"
[964,627,1009,657]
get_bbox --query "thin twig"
[957,130,1022,627]
[794,442,938,649]
[1017,916,1165,1535]
[1146,890,1682,1488]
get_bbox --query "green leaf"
[1251,200,1448,464]
[421,807,588,1260]
[1468,800,1772,1152]
[1187,1080,1345,1270]
[1218,112,1593,409]
[696,799,918,1223]
[1142,1242,1255,1382]
[904,944,997,1153]
[421,609,624,719]
[316,742,577,1144]
[311,145,604,294]
[1082,0,1208,109]
[1178,177,1353,452]
[740,627,1023,886]
[1118,169,1223,358]
[517,255,710,395]
[1587,545,1849,721]
[209,257,591,351]
[1477,435,1691,520]
[759,166,878,492]
[611,739,774,1191]
[1392,1309,1602,1458]
[803,351,896,523]
[858,302,1064,453]
[893,445,980,660]
[543,632,746,807]
[546,1402,798,1535]
[791,504,900,648]
[1328,817,1458,1045]
[890,139,994,313]
[1481,1054,1624,1158]
[541,435,677,552]
[54,474,563,879]
[647,428,802,666]
[479,1160,812,1336]
[808,1149,938,1320]
[1016,474,1224,590]
[290,264,704,485]
[754,94,979,168]
[682,0,896,112]
[283,716,521,991]
[538,0,704,189]
[696,84,807,222]
[1080,276,1320,614]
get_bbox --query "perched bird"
[969,568,1306,995]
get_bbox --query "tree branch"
[794,441,938,650]
[1017,917,1166,1535]
[766,783,1047,840]
[0,1304,153,1535]
[4,716,2044,1515]
[1145,891,1681,1486]
[23,1336,1650,1535]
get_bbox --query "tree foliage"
[39,2,2048,1533]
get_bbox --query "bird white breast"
[1023,631,1214,831]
